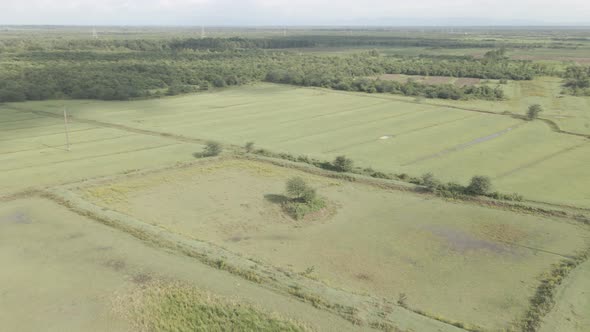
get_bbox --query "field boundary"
[2,155,589,331]
[516,248,590,332]
[36,186,469,332]
[306,86,590,139]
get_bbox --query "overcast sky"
[1,0,589,26]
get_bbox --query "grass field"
[0,197,360,332]
[5,82,588,208]
[2,77,590,331]
[540,259,590,332]
[0,106,202,195]
[75,158,590,331]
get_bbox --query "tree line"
[563,65,590,96]
[0,43,551,102]
[0,35,571,53]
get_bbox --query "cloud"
[0,0,588,25]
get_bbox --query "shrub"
[421,172,440,191]
[244,141,255,153]
[466,176,492,196]
[286,177,316,203]
[203,141,222,156]
[527,104,543,120]
[332,155,354,172]
[283,177,325,220]
[283,198,326,221]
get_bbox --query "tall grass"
[115,280,310,332]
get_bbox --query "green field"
[74,157,590,331]
[1,29,590,331]
[0,197,359,332]
[5,82,589,208]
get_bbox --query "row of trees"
[266,70,505,100]
[0,35,565,53]
[0,46,550,102]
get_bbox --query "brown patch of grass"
[113,280,311,332]
[477,223,528,243]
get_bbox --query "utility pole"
[92,27,98,39]
[63,107,70,151]
[201,25,206,38]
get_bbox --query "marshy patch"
[0,212,32,225]
[131,273,153,285]
[227,235,252,243]
[426,226,512,255]
[104,259,127,272]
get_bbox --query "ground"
[1,81,589,332]
[74,158,590,331]
[5,82,589,208]
[0,197,360,332]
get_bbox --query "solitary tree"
[285,177,316,203]
[332,155,354,172]
[527,104,543,120]
[203,141,222,156]
[467,176,492,196]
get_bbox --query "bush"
[466,176,492,196]
[283,198,326,220]
[244,141,255,153]
[203,141,222,156]
[283,177,325,220]
[286,177,316,203]
[421,172,440,191]
[332,155,354,172]
[527,104,543,120]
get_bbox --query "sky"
[1,0,589,26]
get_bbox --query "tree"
[203,141,222,156]
[466,176,492,196]
[527,104,543,120]
[421,173,440,191]
[332,156,354,172]
[285,177,316,203]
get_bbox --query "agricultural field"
[6,82,589,208]
[0,106,202,195]
[74,157,590,331]
[0,197,356,332]
[2,26,590,332]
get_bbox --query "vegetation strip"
[242,154,589,224]
[517,248,590,332]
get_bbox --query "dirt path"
[403,123,525,166]
[494,142,589,179]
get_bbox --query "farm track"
[0,143,180,173]
[0,133,138,156]
[0,127,101,142]
[495,142,589,179]
[13,108,213,146]
[403,123,526,166]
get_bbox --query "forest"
[0,37,568,102]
